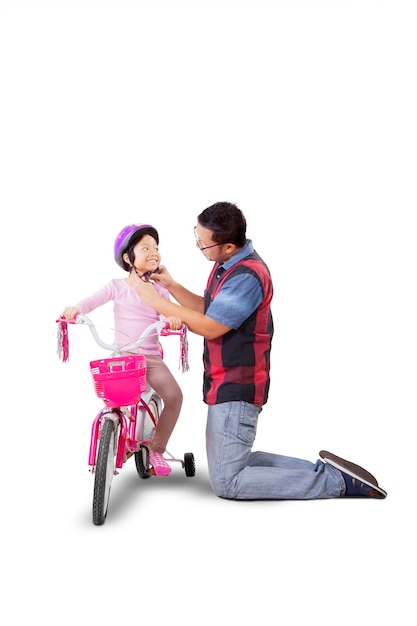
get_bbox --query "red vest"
[203,251,274,406]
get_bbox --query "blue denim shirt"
[205,239,264,329]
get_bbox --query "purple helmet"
[114,223,159,271]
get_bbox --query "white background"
[1,0,416,624]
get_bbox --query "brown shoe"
[319,450,387,498]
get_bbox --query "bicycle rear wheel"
[93,418,118,525]
[135,394,161,478]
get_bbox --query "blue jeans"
[205,401,344,499]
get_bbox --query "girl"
[62,223,183,476]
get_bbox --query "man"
[132,201,387,499]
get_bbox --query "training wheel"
[184,452,196,477]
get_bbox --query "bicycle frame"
[57,313,185,464]
[88,394,160,471]
[56,312,194,525]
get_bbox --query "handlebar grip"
[56,313,87,325]
[56,317,77,325]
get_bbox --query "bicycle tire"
[135,394,161,478]
[92,418,118,525]
[184,452,196,477]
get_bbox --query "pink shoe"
[149,450,172,476]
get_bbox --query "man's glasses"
[194,226,223,251]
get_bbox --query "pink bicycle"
[56,313,195,526]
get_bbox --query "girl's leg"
[144,355,183,453]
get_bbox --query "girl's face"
[129,234,161,273]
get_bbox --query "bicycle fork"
[89,408,127,473]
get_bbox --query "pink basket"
[90,355,147,408]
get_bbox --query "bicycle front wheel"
[92,418,118,525]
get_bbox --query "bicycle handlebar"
[56,313,188,359]
[56,313,189,371]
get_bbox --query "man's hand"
[128,271,157,305]
[147,265,174,289]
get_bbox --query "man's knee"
[208,467,236,499]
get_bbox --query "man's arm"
[165,281,205,314]
[145,265,205,313]
[130,270,231,339]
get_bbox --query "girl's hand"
[167,316,182,330]
[62,306,80,320]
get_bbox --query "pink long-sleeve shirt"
[76,278,170,355]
